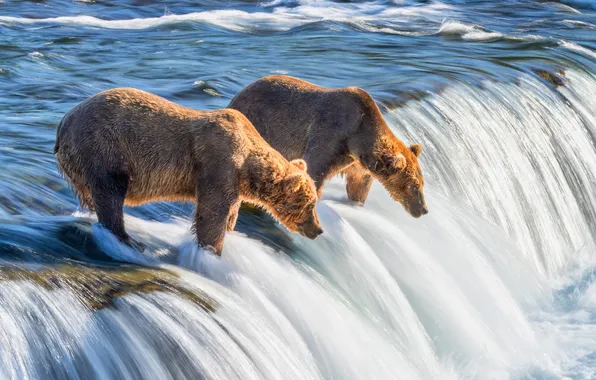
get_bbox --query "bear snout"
[300,223,323,239]
[312,226,324,238]
[408,204,428,218]
[306,227,323,239]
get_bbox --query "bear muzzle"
[299,224,324,240]
[407,204,429,218]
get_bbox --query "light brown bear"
[228,75,428,217]
[54,88,323,255]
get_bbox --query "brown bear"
[54,88,323,255]
[228,75,428,217]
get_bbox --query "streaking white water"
[0,271,325,380]
[560,41,596,60]
[2,70,596,379]
[388,70,596,274]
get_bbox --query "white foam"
[437,20,551,42]
[438,20,503,41]
[561,41,596,59]
[546,2,582,13]
[461,30,503,41]
[562,19,594,27]
[0,11,308,31]
[91,223,156,264]
[0,1,453,34]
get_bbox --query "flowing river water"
[1,0,596,378]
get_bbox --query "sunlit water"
[1,0,596,379]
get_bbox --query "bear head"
[276,159,323,239]
[363,141,428,218]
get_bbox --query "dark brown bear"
[228,75,428,217]
[54,88,322,254]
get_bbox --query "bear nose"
[421,206,429,215]
[305,226,323,239]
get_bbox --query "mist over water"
[1,0,596,379]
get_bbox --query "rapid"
[1,0,596,378]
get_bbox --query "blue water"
[1,1,596,379]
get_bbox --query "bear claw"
[201,245,217,254]
[126,238,146,253]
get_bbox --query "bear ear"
[360,153,405,174]
[283,173,303,193]
[290,159,308,172]
[384,153,406,173]
[410,144,422,157]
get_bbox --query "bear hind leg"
[90,170,143,251]
[226,202,241,232]
[75,184,94,212]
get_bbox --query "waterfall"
[2,70,596,379]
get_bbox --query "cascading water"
[1,70,593,379]
[390,70,596,274]
[1,0,596,379]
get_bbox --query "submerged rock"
[0,263,218,312]
[0,216,120,263]
[532,68,567,87]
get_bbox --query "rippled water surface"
[1,0,596,379]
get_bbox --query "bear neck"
[367,130,414,183]
[371,127,408,155]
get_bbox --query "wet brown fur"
[228,75,428,217]
[54,88,322,254]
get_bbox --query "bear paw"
[126,238,146,253]
[201,245,217,254]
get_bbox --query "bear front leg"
[194,201,233,255]
[344,163,373,204]
[194,176,239,255]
